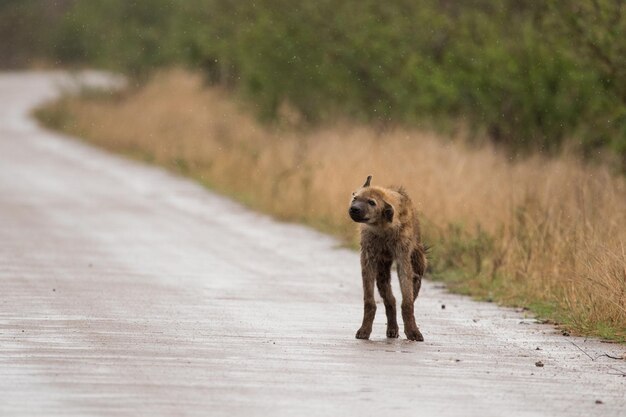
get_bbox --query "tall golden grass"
[39,70,626,340]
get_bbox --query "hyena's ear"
[383,201,394,223]
[362,175,372,187]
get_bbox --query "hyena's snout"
[349,202,368,223]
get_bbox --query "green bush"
[4,0,626,168]
[0,0,70,68]
[189,0,626,167]
[53,0,189,76]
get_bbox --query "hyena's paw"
[386,326,399,338]
[405,328,424,342]
[355,327,372,340]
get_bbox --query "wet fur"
[349,177,427,341]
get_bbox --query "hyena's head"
[348,175,394,225]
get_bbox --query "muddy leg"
[398,254,424,341]
[376,260,398,338]
[356,253,376,339]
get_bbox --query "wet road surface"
[0,72,624,416]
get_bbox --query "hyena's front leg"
[375,259,399,338]
[356,252,377,339]
[398,253,424,341]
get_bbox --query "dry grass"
[37,69,626,341]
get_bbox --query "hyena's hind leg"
[411,245,428,300]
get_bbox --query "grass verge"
[35,69,626,342]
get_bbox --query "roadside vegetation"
[36,70,626,341]
[7,0,626,171]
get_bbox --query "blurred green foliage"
[0,0,70,67]
[4,0,626,168]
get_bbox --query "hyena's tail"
[411,246,428,299]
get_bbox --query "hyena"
[349,175,427,341]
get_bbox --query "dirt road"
[0,72,624,416]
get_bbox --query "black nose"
[349,206,361,216]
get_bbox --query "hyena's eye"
[368,199,376,206]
